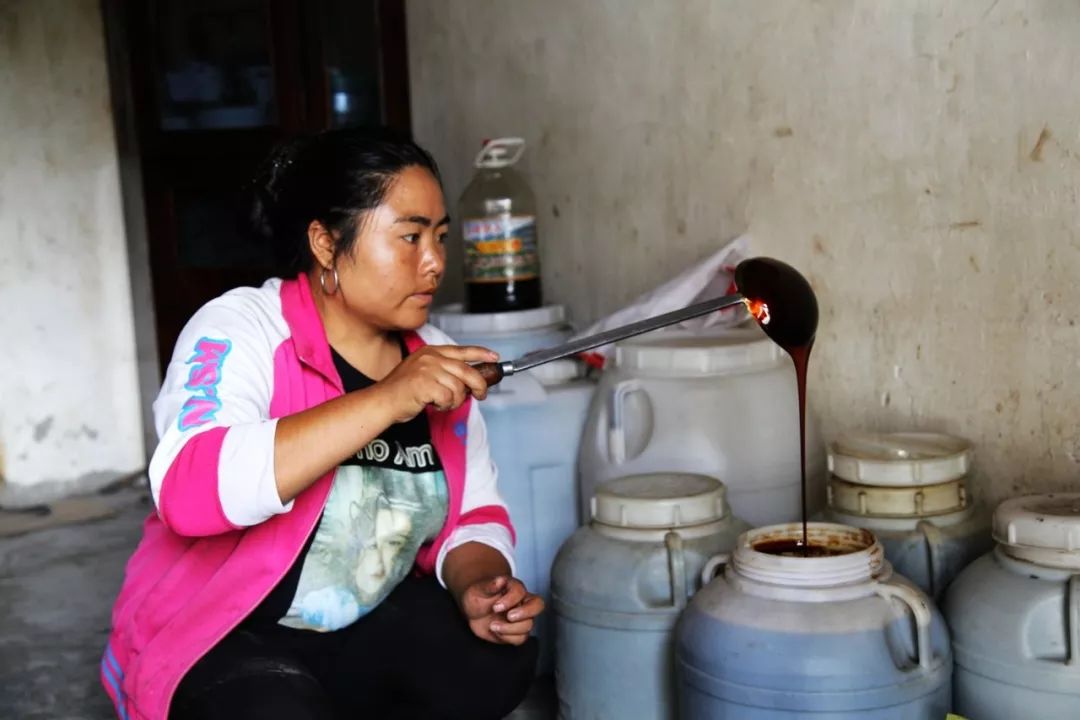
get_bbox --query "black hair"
[250,127,442,276]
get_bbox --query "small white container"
[823,432,992,599]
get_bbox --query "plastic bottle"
[459,137,542,313]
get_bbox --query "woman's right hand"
[378,345,497,422]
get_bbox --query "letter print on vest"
[178,337,232,431]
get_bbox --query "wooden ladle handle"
[473,362,506,388]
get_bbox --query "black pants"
[171,575,538,720]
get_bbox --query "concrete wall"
[0,0,145,503]
[408,0,1080,505]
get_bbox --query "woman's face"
[332,165,448,331]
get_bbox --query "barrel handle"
[664,531,687,609]
[916,520,946,599]
[700,553,730,586]
[1068,575,1080,666]
[873,580,933,671]
[607,380,651,464]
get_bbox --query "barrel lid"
[592,473,727,529]
[994,494,1080,567]
[612,326,782,375]
[827,476,967,517]
[429,304,566,335]
[827,432,971,487]
[527,359,583,385]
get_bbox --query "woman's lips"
[410,291,435,305]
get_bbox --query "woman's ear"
[307,220,336,270]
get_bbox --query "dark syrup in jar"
[752,539,848,558]
[735,258,819,555]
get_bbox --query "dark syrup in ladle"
[734,257,819,555]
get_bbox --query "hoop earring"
[320,266,339,296]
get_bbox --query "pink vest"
[101,275,509,720]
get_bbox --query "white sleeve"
[148,292,291,535]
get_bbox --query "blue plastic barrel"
[677,522,952,719]
[553,474,748,719]
[945,494,1080,719]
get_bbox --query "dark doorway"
[103,0,411,374]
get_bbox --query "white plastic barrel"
[427,302,587,673]
[677,522,952,718]
[430,305,591,675]
[483,363,593,674]
[823,432,993,600]
[945,493,1080,719]
[578,325,825,527]
[552,474,748,720]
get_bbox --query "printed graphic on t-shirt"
[278,441,449,632]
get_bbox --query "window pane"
[154,0,276,131]
[319,0,382,128]
[175,189,267,270]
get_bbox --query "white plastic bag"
[575,235,750,368]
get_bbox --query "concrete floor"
[0,486,555,720]
[0,487,147,719]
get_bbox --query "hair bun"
[248,135,315,271]
[252,135,314,205]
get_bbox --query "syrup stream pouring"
[733,256,820,554]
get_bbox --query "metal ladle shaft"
[473,291,748,387]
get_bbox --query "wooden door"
[104,0,410,371]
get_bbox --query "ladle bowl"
[734,257,818,349]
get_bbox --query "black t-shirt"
[245,341,448,630]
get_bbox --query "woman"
[101,128,543,720]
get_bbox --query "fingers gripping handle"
[474,362,508,387]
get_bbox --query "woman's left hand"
[458,575,545,646]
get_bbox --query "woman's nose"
[421,236,445,278]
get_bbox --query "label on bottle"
[463,215,539,282]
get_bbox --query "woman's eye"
[402,233,421,244]
[437,233,449,245]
